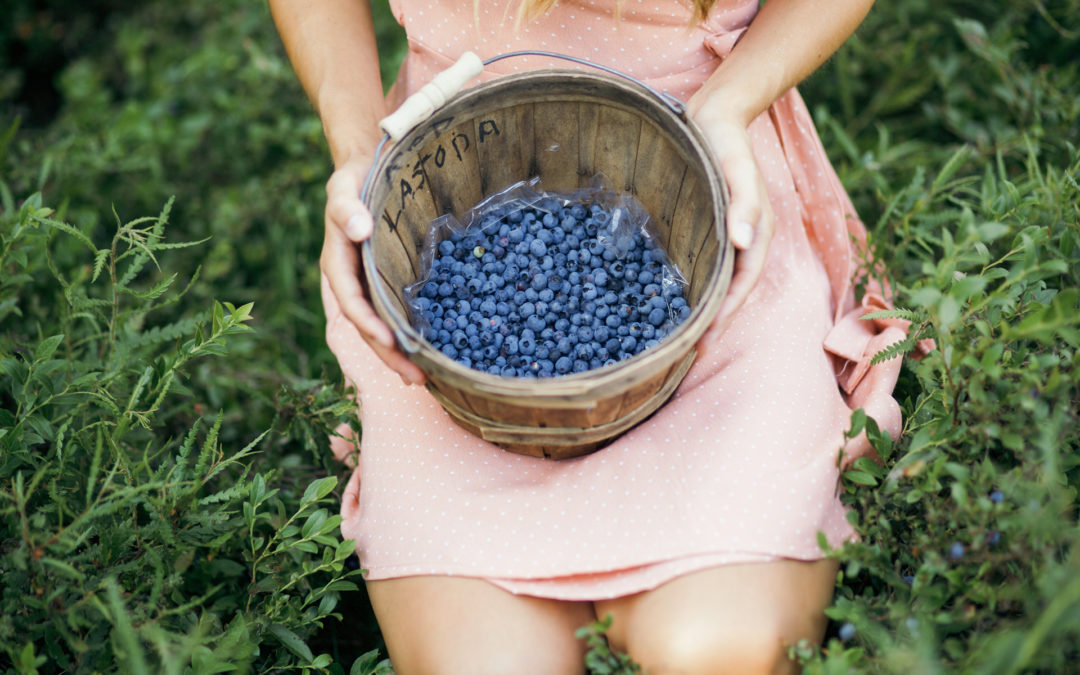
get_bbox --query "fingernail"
[346,213,371,241]
[731,220,754,248]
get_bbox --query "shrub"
[794,1,1080,671]
[0,189,375,672]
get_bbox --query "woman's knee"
[412,642,586,675]
[368,576,590,675]
[630,614,793,674]
[599,560,837,674]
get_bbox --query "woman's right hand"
[322,155,427,386]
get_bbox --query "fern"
[120,316,200,350]
[869,335,919,365]
[120,271,178,301]
[861,307,926,322]
[114,200,173,288]
[194,411,225,480]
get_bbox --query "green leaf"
[105,578,151,675]
[351,650,393,675]
[301,476,338,507]
[843,470,879,487]
[302,509,329,539]
[269,624,314,663]
[34,334,65,361]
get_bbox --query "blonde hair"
[509,0,716,28]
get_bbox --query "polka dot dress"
[322,0,917,601]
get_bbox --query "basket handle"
[379,52,485,142]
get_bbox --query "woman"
[269,0,909,671]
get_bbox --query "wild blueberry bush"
[2,0,1077,672]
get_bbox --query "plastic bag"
[404,175,691,376]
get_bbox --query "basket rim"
[362,67,733,398]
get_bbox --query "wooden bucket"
[362,68,733,459]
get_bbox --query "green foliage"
[577,615,641,675]
[0,193,364,671]
[1,0,1077,671]
[795,1,1080,671]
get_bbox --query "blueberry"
[519,336,536,355]
[838,623,856,642]
[948,542,965,560]
[648,307,667,327]
[529,239,548,257]
[990,490,1004,504]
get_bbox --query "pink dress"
[322,0,917,600]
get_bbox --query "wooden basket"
[361,68,733,459]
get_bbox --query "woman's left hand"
[686,102,775,351]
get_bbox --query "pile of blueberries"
[409,194,691,378]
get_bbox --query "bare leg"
[595,559,839,675]
[367,575,596,675]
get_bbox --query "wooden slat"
[576,101,600,187]
[591,105,642,193]
[423,120,485,221]
[665,174,713,275]
[532,101,580,192]
[473,104,536,196]
[687,233,720,306]
[374,146,441,277]
[632,120,687,243]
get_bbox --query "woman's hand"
[687,106,776,350]
[323,155,426,386]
